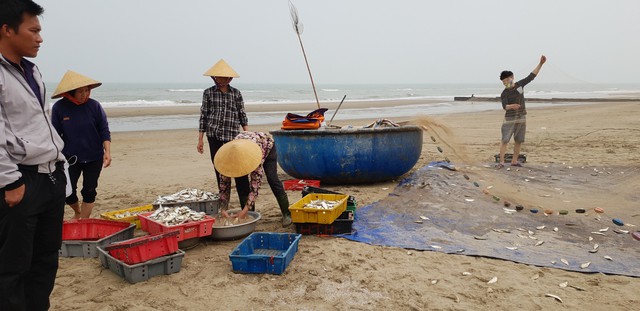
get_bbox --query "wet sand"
[51,101,640,310]
[104,98,444,118]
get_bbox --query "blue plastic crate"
[229,232,301,275]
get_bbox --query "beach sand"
[103,98,445,118]
[51,101,640,310]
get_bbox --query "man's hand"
[103,152,112,168]
[197,140,204,154]
[5,184,25,207]
[540,55,547,65]
[507,104,521,110]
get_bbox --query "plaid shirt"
[199,85,248,141]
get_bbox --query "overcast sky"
[34,0,640,84]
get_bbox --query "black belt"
[18,161,65,173]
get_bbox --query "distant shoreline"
[104,96,639,119]
[104,99,638,133]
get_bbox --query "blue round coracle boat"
[270,126,423,184]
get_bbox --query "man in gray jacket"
[0,1,67,310]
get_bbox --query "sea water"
[42,82,640,132]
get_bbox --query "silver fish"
[148,206,206,226]
[113,210,145,219]
[304,199,339,210]
[493,228,511,233]
[154,188,219,204]
[545,293,563,303]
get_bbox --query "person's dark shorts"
[501,118,526,143]
[66,159,103,204]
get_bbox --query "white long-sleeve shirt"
[0,55,65,189]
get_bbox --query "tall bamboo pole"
[289,1,321,109]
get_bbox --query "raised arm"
[517,55,547,87]
[532,55,547,76]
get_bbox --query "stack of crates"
[293,186,357,235]
[97,231,185,284]
[59,219,136,258]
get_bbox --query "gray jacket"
[0,54,65,189]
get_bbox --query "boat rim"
[270,125,422,135]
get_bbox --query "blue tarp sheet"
[341,163,640,277]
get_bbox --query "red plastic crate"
[283,179,320,191]
[104,231,179,265]
[138,212,215,242]
[62,219,132,241]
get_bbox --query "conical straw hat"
[203,59,240,78]
[51,70,102,99]
[214,139,262,178]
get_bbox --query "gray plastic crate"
[152,199,220,216]
[59,223,135,258]
[97,246,185,284]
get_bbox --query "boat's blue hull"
[270,126,423,184]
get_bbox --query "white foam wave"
[321,89,340,92]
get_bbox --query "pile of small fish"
[303,199,339,210]
[154,188,218,205]
[148,206,206,226]
[113,210,145,219]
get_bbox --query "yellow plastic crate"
[100,205,154,229]
[289,194,348,224]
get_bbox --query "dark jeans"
[66,159,103,205]
[0,166,66,311]
[263,145,287,200]
[207,137,250,204]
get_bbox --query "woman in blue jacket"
[51,70,111,219]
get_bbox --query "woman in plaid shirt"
[197,59,250,206]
